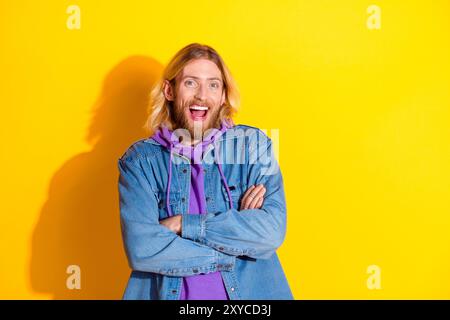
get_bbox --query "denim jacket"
[117,124,293,300]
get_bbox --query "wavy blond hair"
[144,43,240,134]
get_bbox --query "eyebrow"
[182,75,223,81]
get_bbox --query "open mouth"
[189,105,209,121]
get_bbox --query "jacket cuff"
[215,250,235,272]
[181,214,205,242]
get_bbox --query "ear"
[163,80,174,102]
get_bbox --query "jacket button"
[172,290,177,294]
[203,169,207,173]
[181,197,186,202]
[182,169,187,173]
[193,269,199,273]
[206,197,210,202]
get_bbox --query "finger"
[255,196,264,209]
[239,185,255,210]
[248,186,266,209]
[242,184,256,197]
[244,184,265,210]
[241,184,258,210]
[244,185,255,197]
[242,184,264,210]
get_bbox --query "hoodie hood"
[151,119,235,216]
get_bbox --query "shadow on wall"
[29,55,164,299]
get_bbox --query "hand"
[159,215,182,235]
[240,184,266,210]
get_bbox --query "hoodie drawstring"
[156,120,235,217]
[214,145,234,211]
[164,138,234,217]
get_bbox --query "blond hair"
[144,43,240,134]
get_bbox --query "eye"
[185,79,197,88]
[209,82,221,89]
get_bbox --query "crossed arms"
[118,136,287,276]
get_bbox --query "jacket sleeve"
[118,155,235,276]
[181,130,287,260]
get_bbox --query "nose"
[194,83,207,101]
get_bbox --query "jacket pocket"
[221,182,245,210]
[154,190,181,219]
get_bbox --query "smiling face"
[163,58,226,141]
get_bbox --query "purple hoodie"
[151,119,234,300]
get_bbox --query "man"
[117,43,293,300]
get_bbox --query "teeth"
[189,105,209,110]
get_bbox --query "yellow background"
[1,0,449,299]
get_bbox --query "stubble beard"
[171,101,222,143]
